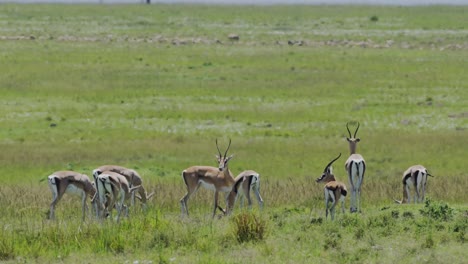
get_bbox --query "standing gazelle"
[316,153,348,220]
[395,165,433,204]
[218,170,264,216]
[47,171,97,221]
[180,139,236,218]
[93,165,154,209]
[345,122,366,213]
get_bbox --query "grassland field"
[0,3,467,263]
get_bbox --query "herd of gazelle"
[47,122,432,221]
[47,165,154,222]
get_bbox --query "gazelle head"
[215,138,233,172]
[316,153,341,183]
[346,122,361,153]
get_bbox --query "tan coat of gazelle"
[316,153,348,220]
[345,122,366,213]
[180,139,236,218]
[96,171,141,222]
[218,170,264,216]
[47,171,97,221]
[93,165,154,208]
[395,165,433,204]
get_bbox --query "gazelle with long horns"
[316,153,348,220]
[217,170,264,216]
[180,139,236,218]
[47,171,98,221]
[345,122,366,213]
[395,165,433,204]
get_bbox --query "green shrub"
[420,198,454,221]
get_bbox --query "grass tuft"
[232,212,267,243]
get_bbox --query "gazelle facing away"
[218,170,264,216]
[316,153,348,220]
[180,139,236,218]
[93,165,154,209]
[395,165,433,204]
[96,171,141,222]
[345,122,366,213]
[47,171,97,221]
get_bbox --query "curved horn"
[346,122,352,138]
[323,153,342,172]
[354,122,360,138]
[224,138,232,158]
[215,138,222,157]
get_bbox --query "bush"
[419,198,454,221]
[232,212,267,243]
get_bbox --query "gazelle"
[316,153,348,220]
[47,171,98,221]
[180,139,236,218]
[394,165,433,204]
[217,170,264,216]
[96,171,141,222]
[345,121,366,213]
[93,165,154,209]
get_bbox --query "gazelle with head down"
[345,122,366,213]
[395,165,433,204]
[93,165,154,209]
[316,153,348,220]
[217,170,264,216]
[96,171,141,222]
[180,139,236,218]
[47,171,98,221]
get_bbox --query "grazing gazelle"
[394,165,433,204]
[345,122,366,213]
[93,165,154,209]
[96,171,141,222]
[316,153,348,220]
[47,171,98,221]
[217,170,264,216]
[180,139,236,218]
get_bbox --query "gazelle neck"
[349,141,357,155]
[222,166,235,183]
[325,174,337,183]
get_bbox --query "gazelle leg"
[348,168,357,213]
[212,191,219,218]
[329,193,337,220]
[254,188,264,210]
[340,195,346,214]
[245,189,253,210]
[324,189,330,219]
[48,177,63,220]
[81,190,87,221]
[180,183,200,217]
[421,174,427,203]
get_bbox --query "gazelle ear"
[356,138,361,142]
[346,138,351,142]
[328,166,333,174]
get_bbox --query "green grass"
[0,3,467,263]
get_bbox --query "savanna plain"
[0,3,467,264]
